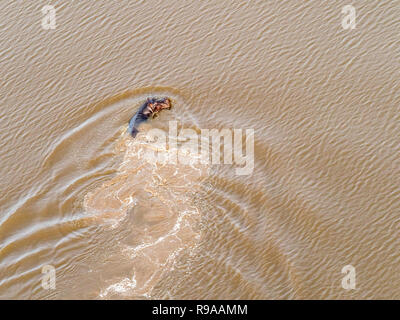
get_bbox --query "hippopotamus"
[128,97,172,138]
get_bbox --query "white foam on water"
[85,124,209,298]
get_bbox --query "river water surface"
[0,1,399,299]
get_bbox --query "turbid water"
[0,1,399,299]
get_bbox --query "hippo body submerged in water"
[128,97,172,138]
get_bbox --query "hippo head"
[148,97,172,112]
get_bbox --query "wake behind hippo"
[128,97,172,138]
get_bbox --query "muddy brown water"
[0,1,399,299]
